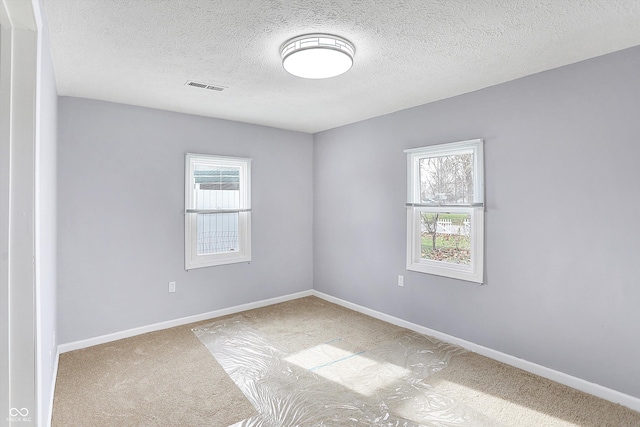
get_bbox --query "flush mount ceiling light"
[280,34,355,79]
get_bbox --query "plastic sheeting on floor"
[193,317,500,426]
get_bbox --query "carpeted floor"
[51,321,257,426]
[52,296,640,426]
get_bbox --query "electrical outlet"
[168,281,176,293]
[398,275,404,287]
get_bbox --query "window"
[405,139,484,283]
[185,154,251,269]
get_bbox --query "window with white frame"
[405,139,484,283]
[185,154,251,270]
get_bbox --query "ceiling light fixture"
[280,34,355,79]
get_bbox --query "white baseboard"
[58,290,313,353]
[312,290,640,413]
[47,349,59,427]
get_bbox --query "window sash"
[186,154,251,211]
[406,206,483,282]
[186,211,251,268]
[406,139,484,207]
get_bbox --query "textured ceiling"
[45,0,640,133]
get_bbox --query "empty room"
[2,0,640,426]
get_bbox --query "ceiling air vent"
[185,80,227,92]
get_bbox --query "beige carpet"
[52,296,640,426]
[51,322,257,426]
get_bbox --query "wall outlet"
[398,275,404,287]
[168,281,176,293]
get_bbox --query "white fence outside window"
[434,219,471,236]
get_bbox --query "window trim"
[405,139,484,283]
[185,153,251,270]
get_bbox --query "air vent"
[185,80,227,92]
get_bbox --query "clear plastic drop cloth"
[193,318,501,427]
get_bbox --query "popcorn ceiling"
[45,0,640,133]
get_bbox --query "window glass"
[420,212,471,265]
[196,213,239,255]
[419,152,474,204]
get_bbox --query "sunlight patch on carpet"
[285,340,410,397]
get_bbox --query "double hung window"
[405,139,484,283]
[185,154,251,269]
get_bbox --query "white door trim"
[0,1,39,425]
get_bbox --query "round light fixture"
[280,34,355,79]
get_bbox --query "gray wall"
[57,98,313,344]
[314,46,640,398]
[36,0,58,422]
